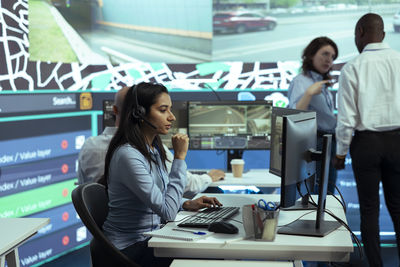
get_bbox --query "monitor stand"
[226,149,243,172]
[279,135,342,237]
[278,219,342,237]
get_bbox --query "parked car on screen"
[213,11,277,34]
[394,9,400,32]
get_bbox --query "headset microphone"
[141,117,157,130]
[131,84,157,129]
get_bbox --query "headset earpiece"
[131,84,145,120]
[131,84,157,129]
[132,105,146,120]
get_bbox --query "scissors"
[257,199,276,211]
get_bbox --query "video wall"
[0,0,399,266]
[0,94,88,265]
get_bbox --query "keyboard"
[177,206,240,228]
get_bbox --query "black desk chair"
[71,183,140,267]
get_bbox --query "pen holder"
[242,204,279,241]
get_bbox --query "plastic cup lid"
[230,159,244,165]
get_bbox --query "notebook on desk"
[144,226,213,241]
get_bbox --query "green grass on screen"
[28,0,78,63]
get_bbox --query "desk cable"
[301,180,347,213]
[302,183,363,262]
[277,210,316,228]
[323,208,363,262]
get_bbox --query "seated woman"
[102,82,221,266]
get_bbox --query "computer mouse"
[208,221,238,234]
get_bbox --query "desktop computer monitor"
[279,111,317,208]
[270,107,341,237]
[187,100,273,170]
[270,107,317,210]
[270,107,318,208]
[269,107,317,178]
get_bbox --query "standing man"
[334,13,400,266]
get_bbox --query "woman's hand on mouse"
[172,133,189,160]
[182,196,222,211]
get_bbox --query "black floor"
[38,243,398,267]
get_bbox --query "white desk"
[149,194,353,263]
[171,259,293,267]
[0,218,50,267]
[210,169,281,188]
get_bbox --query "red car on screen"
[213,11,277,34]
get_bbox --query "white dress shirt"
[164,146,212,199]
[77,127,117,184]
[336,42,400,155]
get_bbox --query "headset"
[131,84,157,129]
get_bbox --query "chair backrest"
[72,183,140,267]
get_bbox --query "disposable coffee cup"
[231,159,245,178]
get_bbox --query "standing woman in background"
[102,82,221,266]
[288,36,339,194]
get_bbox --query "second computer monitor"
[269,107,316,177]
[187,101,273,150]
[269,107,317,208]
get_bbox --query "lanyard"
[310,72,333,111]
[323,87,334,111]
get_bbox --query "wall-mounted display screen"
[28,0,400,64]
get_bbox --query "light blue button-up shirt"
[103,143,187,250]
[288,71,336,133]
